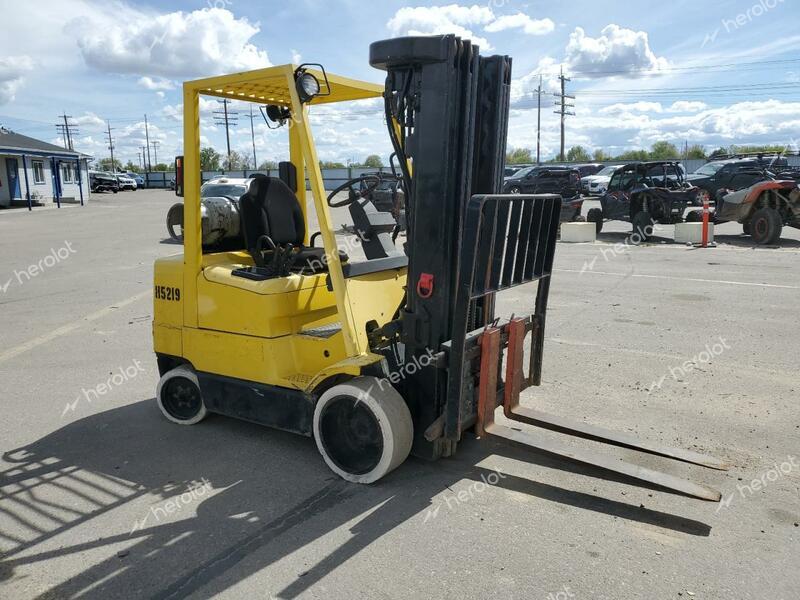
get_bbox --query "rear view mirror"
[175,156,184,197]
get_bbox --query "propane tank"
[200,196,241,245]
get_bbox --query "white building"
[0,128,91,209]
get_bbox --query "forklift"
[153,35,726,500]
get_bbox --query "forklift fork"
[447,194,727,502]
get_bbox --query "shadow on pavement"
[0,399,712,599]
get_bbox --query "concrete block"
[560,222,597,243]
[674,222,714,244]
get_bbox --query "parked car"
[501,166,583,222]
[503,165,524,181]
[89,171,119,193]
[574,163,604,178]
[686,171,800,245]
[581,164,620,196]
[686,157,788,204]
[116,173,137,191]
[126,172,145,188]
[589,161,703,240]
[166,177,251,241]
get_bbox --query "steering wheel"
[326,174,385,208]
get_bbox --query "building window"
[61,163,75,184]
[32,161,45,184]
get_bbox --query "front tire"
[313,376,413,484]
[750,207,782,245]
[156,365,208,425]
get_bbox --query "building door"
[5,158,21,199]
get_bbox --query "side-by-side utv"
[588,161,704,240]
[152,36,726,501]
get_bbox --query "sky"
[1,0,799,168]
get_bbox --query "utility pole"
[151,140,160,168]
[553,67,575,162]
[137,150,142,169]
[243,105,258,169]
[214,99,238,167]
[105,121,116,173]
[536,75,542,165]
[55,113,78,150]
[144,114,152,171]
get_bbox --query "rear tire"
[313,376,413,484]
[750,207,782,245]
[587,208,603,233]
[156,365,208,425]
[742,221,751,235]
[631,211,655,243]
[685,210,702,223]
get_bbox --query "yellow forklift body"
[153,64,404,393]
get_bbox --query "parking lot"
[1,190,798,599]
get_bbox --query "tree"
[258,160,278,170]
[506,147,533,164]
[222,150,245,170]
[593,148,610,161]
[363,154,384,168]
[319,160,346,169]
[97,158,123,172]
[709,147,728,158]
[617,149,649,161]
[566,145,591,162]
[153,163,169,171]
[124,161,140,173]
[685,145,707,159]
[649,141,679,160]
[200,147,221,171]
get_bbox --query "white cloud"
[564,24,669,77]
[0,56,34,104]
[484,13,554,36]
[599,101,664,114]
[387,4,495,50]
[72,7,270,79]
[73,112,105,127]
[667,101,708,113]
[291,49,302,64]
[138,76,176,91]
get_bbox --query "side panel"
[153,254,185,358]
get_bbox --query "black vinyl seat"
[238,175,346,277]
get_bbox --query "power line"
[55,113,78,150]
[144,114,152,171]
[213,99,238,164]
[553,67,575,161]
[105,121,116,172]
[243,105,259,169]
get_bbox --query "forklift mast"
[370,35,513,458]
[370,37,726,502]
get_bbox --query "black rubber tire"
[586,208,603,233]
[631,211,654,243]
[742,221,751,235]
[313,377,413,484]
[156,365,208,425]
[749,207,782,245]
[685,210,702,223]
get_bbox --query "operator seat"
[239,174,346,276]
